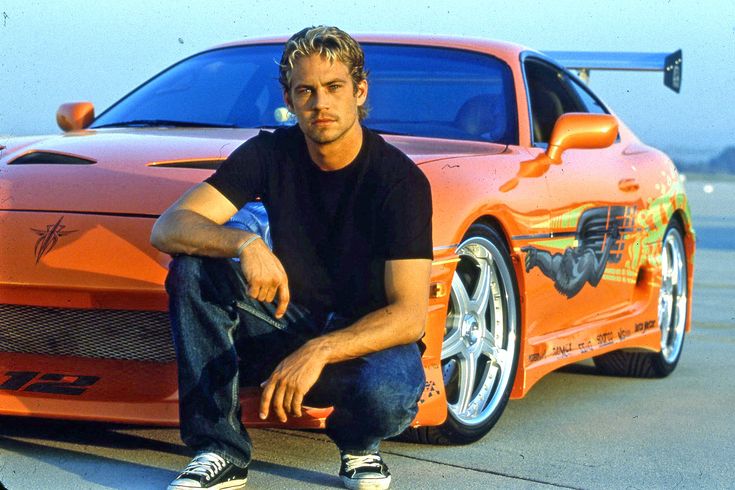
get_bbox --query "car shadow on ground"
[0,417,341,489]
[555,361,600,376]
[0,417,186,454]
[0,435,176,489]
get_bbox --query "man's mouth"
[312,117,337,126]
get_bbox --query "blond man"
[153,26,432,490]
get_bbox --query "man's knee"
[165,255,205,296]
[166,255,244,300]
[350,344,425,415]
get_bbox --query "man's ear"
[355,79,368,107]
[283,90,294,112]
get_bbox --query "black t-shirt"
[205,125,433,321]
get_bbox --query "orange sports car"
[0,35,693,444]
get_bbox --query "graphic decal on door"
[521,206,632,298]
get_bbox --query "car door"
[521,58,644,337]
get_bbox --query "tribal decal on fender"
[521,206,632,298]
[31,216,77,264]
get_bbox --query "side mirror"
[56,102,95,132]
[546,113,618,163]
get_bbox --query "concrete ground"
[1,175,733,489]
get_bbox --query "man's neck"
[305,123,364,171]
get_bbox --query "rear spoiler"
[545,50,682,93]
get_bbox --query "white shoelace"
[183,453,227,480]
[342,453,384,473]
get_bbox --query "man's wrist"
[304,336,335,365]
[236,234,261,257]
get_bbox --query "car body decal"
[31,216,77,264]
[520,206,632,298]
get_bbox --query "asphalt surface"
[1,175,733,490]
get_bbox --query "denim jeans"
[165,255,426,467]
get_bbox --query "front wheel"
[594,220,688,377]
[403,224,521,444]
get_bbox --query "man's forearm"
[303,303,426,366]
[151,208,254,257]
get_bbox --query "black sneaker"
[339,452,391,490]
[168,452,248,489]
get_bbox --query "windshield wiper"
[93,119,237,129]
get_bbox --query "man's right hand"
[239,237,290,318]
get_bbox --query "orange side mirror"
[56,102,95,132]
[546,113,618,163]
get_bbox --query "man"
[151,26,433,490]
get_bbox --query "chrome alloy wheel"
[441,236,517,427]
[658,227,687,364]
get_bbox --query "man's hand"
[239,238,290,318]
[259,342,327,422]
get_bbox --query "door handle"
[618,178,639,192]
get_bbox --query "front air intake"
[9,151,96,165]
[0,304,175,362]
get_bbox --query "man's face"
[284,54,367,146]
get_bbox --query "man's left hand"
[259,341,327,422]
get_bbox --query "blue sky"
[1,0,733,159]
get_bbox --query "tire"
[594,219,688,377]
[402,223,521,444]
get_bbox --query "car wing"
[545,50,682,93]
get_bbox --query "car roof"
[210,33,528,60]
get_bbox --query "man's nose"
[311,88,330,110]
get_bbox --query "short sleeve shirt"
[205,125,433,321]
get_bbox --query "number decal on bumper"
[0,371,100,395]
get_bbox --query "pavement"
[1,175,734,489]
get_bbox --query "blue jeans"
[165,255,426,467]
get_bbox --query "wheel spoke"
[451,273,470,320]
[662,242,671,279]
[659,293,672,336]
[455,351,477,414]
[441,328,465,359]
[674,296,687,332]
[671,246,681,288]
[473,363,499,413]
[481,336,498,360]
[469,258,493,318]
[481,336,510,372]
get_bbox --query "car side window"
[568,77,609,115]
[524,59,586,144]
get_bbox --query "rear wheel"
[403,224,520,444]
[594,220,688,377]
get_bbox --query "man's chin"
[305,128,341,145]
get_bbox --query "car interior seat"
[531,88,563,143]
[454,94,504,141]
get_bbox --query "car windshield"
[91,44,518,144]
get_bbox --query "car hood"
[0,127,505,216]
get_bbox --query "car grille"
[0,304,175,363]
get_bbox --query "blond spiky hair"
[279,26,368,120]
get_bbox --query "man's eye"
[328,84,342,91]
[296,88,311,96]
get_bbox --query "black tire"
[401,224,521,444]
[594,219,688,378]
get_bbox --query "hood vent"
[9,150,96,165]
[147,158,225,170]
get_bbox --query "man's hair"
[279,26,368,120]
